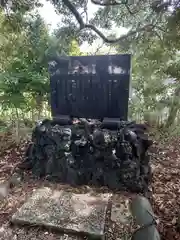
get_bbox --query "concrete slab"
[11,187,111,239]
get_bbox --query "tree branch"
[94,42,104,54]
[83,23,154,43]
[61,0,155,44]
[91,0,122,6]
[125,4,139,15]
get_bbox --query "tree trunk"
[165,85,180,128]
[15,108,20,143]
[35,94,43,120]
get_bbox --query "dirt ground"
[1,135,180,240]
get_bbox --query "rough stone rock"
[11,187,111,239]
[130,196,160,240]
[131,227,160,240]
[130,196,155,226]
[20,119,153,194]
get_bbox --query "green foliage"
[0,7,82,122]
[0,0,180,133]
[69,40,83,55]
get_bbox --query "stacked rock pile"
[21,118,153,193]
